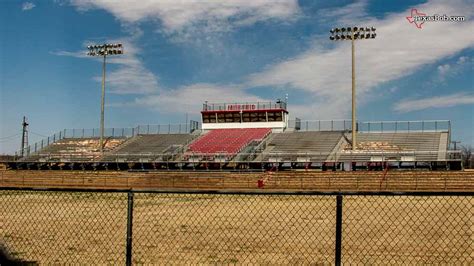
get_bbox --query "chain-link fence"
[0,188,472,265]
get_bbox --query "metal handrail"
[203,101,287,111]
[14,150,462,163]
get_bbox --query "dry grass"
[0,191,472,264]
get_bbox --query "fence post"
[126,191,134,266]
[335,194,343,266]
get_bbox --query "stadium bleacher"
[105,134,195,162]
[7,98,458,169]
[337,132,447,162]
[187,128,271,158]
[19,130,452,165]
[26,137,125,162]
[14,110,458,170]
[21,130,451,164]
[261,131,343,162]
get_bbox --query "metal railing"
[288,120,451,133]
[0,188,471,265]
[16,122,201,158]
[61,123,199,138]
[15,120,450,159]
[203,101,287,112]
[15,130,67,159]
[14,150,463,163]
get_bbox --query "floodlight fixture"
[86,43,124,153]
[329,27,377,150]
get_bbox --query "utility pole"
[20,116,29,157]
[330,27,377,150]
[87,43,123,153]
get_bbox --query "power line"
[30,131,48,138]
[0,133,21,140]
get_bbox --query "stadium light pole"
[87,43,123,153]
[330,27,376,150]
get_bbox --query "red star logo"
[406,8,426,29]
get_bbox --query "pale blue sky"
[1,0,473,154]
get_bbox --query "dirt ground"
[0,191,472,264]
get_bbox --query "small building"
[201,100,289,131]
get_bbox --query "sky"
[0,0,473,154]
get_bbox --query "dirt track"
[1,170,473,191]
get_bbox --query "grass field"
[0,190,472,264]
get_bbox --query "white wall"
[202,121,286,130]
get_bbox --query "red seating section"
[188,128,271,155]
